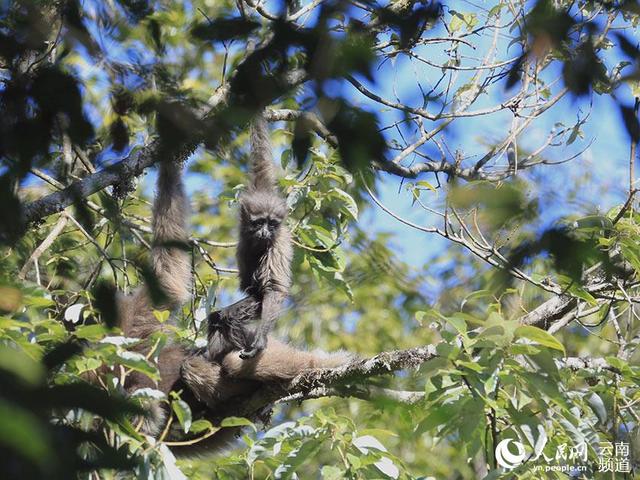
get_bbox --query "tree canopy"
[1,0,640,478]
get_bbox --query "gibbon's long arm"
[113,159,194,436]
[117,159,191,342]
[238,113,293,359]
[242,287,287,358]
[151,159,192,306]
[249,111,277,191]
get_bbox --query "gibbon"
[115,142,348,454]
[206,111,292,360]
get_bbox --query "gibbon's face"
[248,214,282,241]
[240,190,287,244]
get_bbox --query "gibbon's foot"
[239,335,267,359]
[239,347,259,359]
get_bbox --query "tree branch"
[265,108,338,148]
[216,345,437,419]
[207,343,621,427]
[22,61,306,228]
[556,356,620,375]
[373,157,494,181]
[18,213,68,280]
[24,139,166,226]
[276,385,426,405]
[519,296,577,329]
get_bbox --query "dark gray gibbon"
[114,138,349,455]
[205,111,292,360]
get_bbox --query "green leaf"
[521,372,566,406]
[587,393,607,424]
[416,180,436,192]
[22,294,53,309]
[152,309,170,323]
[446,314,467,335]
[220,417,256,430]
[321,465,345,479]
[474,325,509,348]
[74,324,109,341]
[510,344,541,355]
[0,398,53,467]
[605,356,632,375]
[565,284,597,306]
[190,419,214,434]
[450,11,478,33]
[0,346,44,385]
[488,4,504,17]
[358,429,398,439]
[172,397,192,433]
[457,360,483,373]
[416,402,458,434]
[573,215,613,232]
[347,453,362,470]
[73,357,102,374]
[329,187,359,221]
[116,351,159,380]
[274,439,323,479]
[515,326,566,355]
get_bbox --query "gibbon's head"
[240,190,287,243]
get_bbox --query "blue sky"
[348,2,636,272]
[148,1,636,290]
[41,1,638,292]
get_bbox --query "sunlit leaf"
[172,397,192,433]
[515,326,566,354]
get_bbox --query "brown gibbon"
[114,129,349,454]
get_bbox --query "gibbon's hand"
[239,334,267,359]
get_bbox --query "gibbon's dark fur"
[114,157,349,455]
[206,295,260,361]
[207,111,293,360]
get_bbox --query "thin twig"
[18,214,69,280]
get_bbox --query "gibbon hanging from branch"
[114,122,349,454]
[205,110,292,360]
